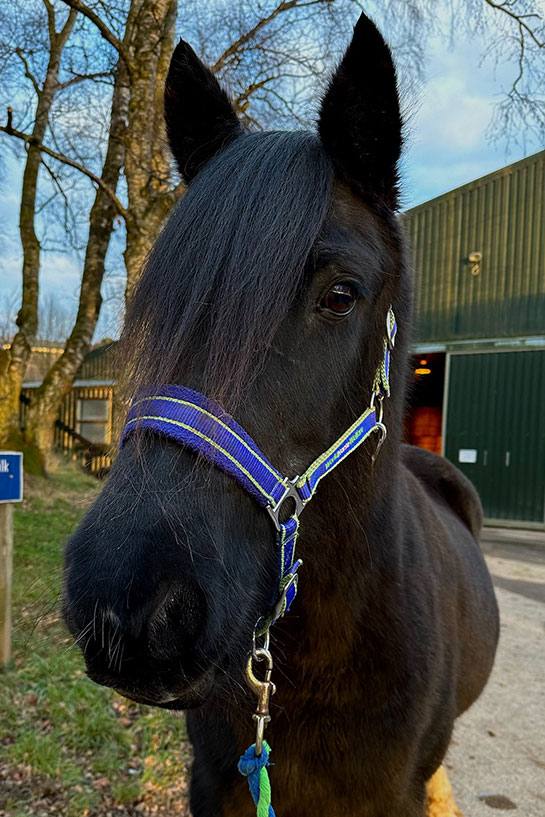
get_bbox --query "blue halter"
[120,307,397,630]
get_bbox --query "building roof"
[23,379,115,389]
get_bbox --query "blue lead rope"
[238,743,276,817]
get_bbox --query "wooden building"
[21,342,117,476]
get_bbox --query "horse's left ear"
[164,39,242,183]
[318,13,402,209]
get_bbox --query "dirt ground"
[446,530,545,817]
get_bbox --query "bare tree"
[6,1,543,296]
[23,58,129,462]
[479,0,545,143]
[0,0,127,465]
[0,0,76,453]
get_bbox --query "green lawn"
[0,462,191,817]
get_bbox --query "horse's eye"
[319,282,358,317]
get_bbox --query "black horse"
[62,14,499,817]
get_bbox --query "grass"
[0,460,191,817]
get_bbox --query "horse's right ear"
[164,40,242,183]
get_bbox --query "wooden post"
[0,450,23,668]
[0,502,13,668]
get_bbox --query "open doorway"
[405,353,446,455]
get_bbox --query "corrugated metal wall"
[404,151,545,343]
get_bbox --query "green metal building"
[404,150,545,527]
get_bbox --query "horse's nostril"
[147,585,203,662]
[104,607,122,629]
[63,565,206,682]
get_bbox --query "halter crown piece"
[120,306,397,816]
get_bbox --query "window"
[77,398,110,444]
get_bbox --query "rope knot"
[238,742,276,817]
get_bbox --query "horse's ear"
[318,13,402,208]
[164,39,242,183]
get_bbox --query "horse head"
[62,13,407,711]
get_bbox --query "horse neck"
[277,427,405,680]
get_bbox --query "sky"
[1,17,543,340]
[400,36,543,209]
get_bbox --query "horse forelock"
[120,130,334,410]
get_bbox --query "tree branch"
[57,70,113,91]
[14,48,41,97]
[54,3,78,52]
[39,157,77,237]
[59,0,131,66]
[211,0,325,74]
[483,0,544,48]
[513,21,525,92]
[0,119,127,217]
[42,0,57,43]
[233,76,278,113]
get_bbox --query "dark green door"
[445,350,545,523]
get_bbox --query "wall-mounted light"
[468,251,482,276]
[415,367,431,375]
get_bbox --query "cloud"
[400,35,544,208]
[0,247,81,301]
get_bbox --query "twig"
[483,0,544,48]
[0,116,127,217]
[212,0,326,74]
[58,0,131,67]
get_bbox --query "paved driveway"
[447,530,545,816]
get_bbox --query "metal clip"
[245,646,276,757]
[386,307,396,349]
[252,625,270,659]
[371,422,387,463]
[266,477,307,532]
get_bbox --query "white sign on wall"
[458,449,478,464]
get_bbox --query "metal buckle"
[266,477,307,531]
[270,569,301,624]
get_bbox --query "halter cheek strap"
[120,307,397,629]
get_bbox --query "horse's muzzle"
[62,567,214,709]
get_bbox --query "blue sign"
[0,452,23,503]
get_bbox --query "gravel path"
[447,542,545,817]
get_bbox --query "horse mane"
[120,131,333,410]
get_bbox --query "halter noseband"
[120,306,397,631]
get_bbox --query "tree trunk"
[24,61,129,469]
[123,0,178,299]
[0,5,77,466]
